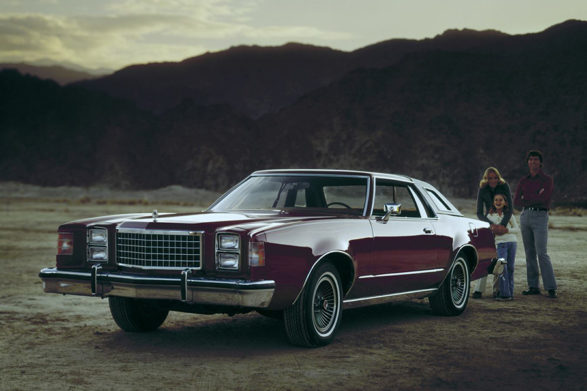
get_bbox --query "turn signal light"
[249,242,265,267]
[57,232,74,255]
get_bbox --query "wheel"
[108,297,169,332]
[327,201,352,209]
[283,263,342,347]
[429,256,470,316]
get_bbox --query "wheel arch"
[295,251,356,303]
[456,244,478,276]
[435,244,478,287]
[429,245,474,316]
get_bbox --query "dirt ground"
[1,183,586,391]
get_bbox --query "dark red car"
[40,169,496,347]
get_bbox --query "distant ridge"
[73,27,521,117]
[0,63,101,85]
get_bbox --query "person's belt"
[525,207,548,211]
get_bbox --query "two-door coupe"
[40,169,496,347]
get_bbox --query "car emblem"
[152,209,158,222]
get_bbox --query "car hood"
[110,210,340,234]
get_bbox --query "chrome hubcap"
[312,274,338,335]
[450,260,467,307]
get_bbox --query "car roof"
[252,169,414,183]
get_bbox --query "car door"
[350,179,445,298]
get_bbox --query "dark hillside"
[74,43,351,117]
[74,29,517,118]
[0,63,97,85]
[0,70,158,187]
[1,20,586,204]
[259,45,586,199]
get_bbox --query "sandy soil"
[1,184,586,391]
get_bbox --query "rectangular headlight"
[88,246,108,262]
[216,252,239,270]
[218,234,240,250]
[88,228,108,245]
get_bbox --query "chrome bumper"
[39,267,275,308]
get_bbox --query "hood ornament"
[152,209,158,222]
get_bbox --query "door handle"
[423,228,433,234]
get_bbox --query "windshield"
[209,175,369,215]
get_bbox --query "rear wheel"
[429,256,470,316]
[108,297,169,332]
[284,263,342,347]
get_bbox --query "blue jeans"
[496,242,517,297]
[520,210,557,290]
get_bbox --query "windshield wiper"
[272,182,287,208]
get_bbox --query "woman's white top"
[487,211,519,244]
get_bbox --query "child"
[489,192,519,300]
[472,192,519,300]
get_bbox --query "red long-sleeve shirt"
[514,170,554,210]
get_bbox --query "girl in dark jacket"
[472,166,513,299]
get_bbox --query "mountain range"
[1,19,586,205]
[0,62,108,85]
[72,28,509,118]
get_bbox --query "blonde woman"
[472,167,513,299]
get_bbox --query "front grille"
[116,229,202,269]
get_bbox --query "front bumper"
[39,267,275,308]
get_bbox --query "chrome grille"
[116,229,202,269]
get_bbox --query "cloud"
[0,12,224,68]
[242,25,353,41]
[0,0,355,70]
[0,15,73,58]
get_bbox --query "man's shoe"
[548,289,558,298]
[522,287,540,295]
[472,291,482,299]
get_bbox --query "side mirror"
[382,203,401,222]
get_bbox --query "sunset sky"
[1,0,586,71]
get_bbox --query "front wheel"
[429,256,470,316]
[283,263,342,347]
[108,297,169,332]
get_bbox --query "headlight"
[218,234,240,250]
[87,227,108,263]
[216,252,239,270]
[88,246,108,262]
[216,233,240,270]
[88,228,108,245]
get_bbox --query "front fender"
[260,219,369,310]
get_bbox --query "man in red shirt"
[514,150,557,298]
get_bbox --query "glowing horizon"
[1,0,586,70]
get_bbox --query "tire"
[429,255,470,316]
[283,263,342,347]
[108,297,169,332]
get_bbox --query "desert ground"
[1,183,585,391]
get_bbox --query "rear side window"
[426,189,452,212]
